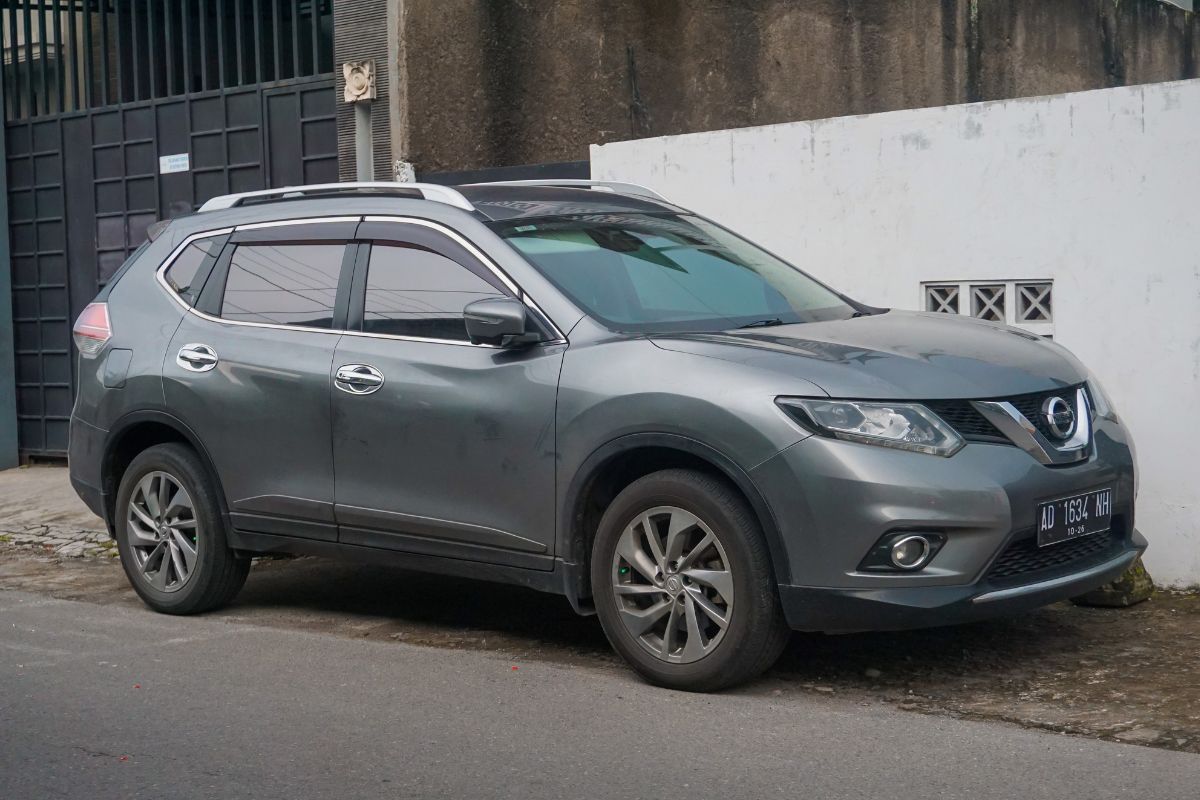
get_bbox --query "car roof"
[455,184,685,222]
[189,180,682,221]
[149,181,689,246]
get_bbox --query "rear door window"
[219,243,346,329]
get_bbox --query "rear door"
[162,218,358,541]
[330,218,566,567]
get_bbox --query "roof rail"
[197,182,476,212]
[464,179,668,202]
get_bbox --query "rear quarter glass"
[93,240,151,302]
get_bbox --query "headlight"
[1086,374,1119,421]
[1086,375,1133,494]
[777,398,965,457]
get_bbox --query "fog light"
[858,531,946,573]
[890,535,932,570]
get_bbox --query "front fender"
[558,432,794,587]
[555,338,820,587]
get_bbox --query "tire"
[114,443,249,615]
[591,468,790,691]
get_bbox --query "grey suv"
[69,180,1144,691]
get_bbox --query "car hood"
[648,310,1088,400]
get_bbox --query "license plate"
[1037,487,1113,547]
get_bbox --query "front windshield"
[493,213,856,333]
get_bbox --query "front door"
[162,218,358,541]
[331,220,564,568]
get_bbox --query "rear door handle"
[176,344,218,373]
[335,364,385,395]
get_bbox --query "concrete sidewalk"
[0,465,115,558]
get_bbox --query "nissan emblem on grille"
[1041,396,1076,439]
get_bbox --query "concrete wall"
[591,78,1200,588]
[395,0,1198,174]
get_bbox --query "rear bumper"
[68,415,111,531]
[70,475,108,526]
[780,529,1146,632]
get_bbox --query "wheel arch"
[560,433,791,604]
[101,410,230,534]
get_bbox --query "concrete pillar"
[387,0,413,180]
[0,75,17,469]
[334,0,392,182]
[355,103,374,181]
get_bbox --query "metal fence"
[2,1,337,458]
[3,0,333,121]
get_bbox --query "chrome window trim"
[154,219,356,337]
[153,216,568,348]
[233,215,363,232]
[156,227,237,310]
[361,215,520,294]
[361,215,567,344]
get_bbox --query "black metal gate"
[3,1,337,457]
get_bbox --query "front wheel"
[590,469,790,691]
[114,443,249,615]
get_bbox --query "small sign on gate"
[158,153,191,175]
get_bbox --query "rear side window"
[220,244,345,328]
[164,237,225,306]
[362,245,507,341]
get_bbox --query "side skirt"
[227,528,572,599]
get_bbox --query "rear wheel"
[591,469,790,691]
[114,443,249,614]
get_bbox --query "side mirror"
[464,297,539,347]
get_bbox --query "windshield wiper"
[736,318,785,329]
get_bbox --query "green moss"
[1072,557,1155,608]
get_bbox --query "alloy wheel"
[126,471,199,593]
[611,505,734,663]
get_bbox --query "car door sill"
[333,503,548,554]
[229,512,338,542]
[337,525,552,570]
[226,529,560,590]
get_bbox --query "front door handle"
[335,364,385,395]
[176,344,218,373]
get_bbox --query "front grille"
[927,384,1084,444]
[924,401,1005,441]
[985,527,1123,585]
[1008,387,1080,442]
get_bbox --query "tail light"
[73,302,112,357]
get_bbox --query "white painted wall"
[592,79,1200,587]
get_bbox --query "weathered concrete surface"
[6,587,1200,800]
[0,466,115,559]
[395,0,1199,172]
[4,465,1197,753]
[3,548,1200,755]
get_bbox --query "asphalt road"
[3,589,1199,799]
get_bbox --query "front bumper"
[779,530,1145,632]
[751,416,1141,632]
